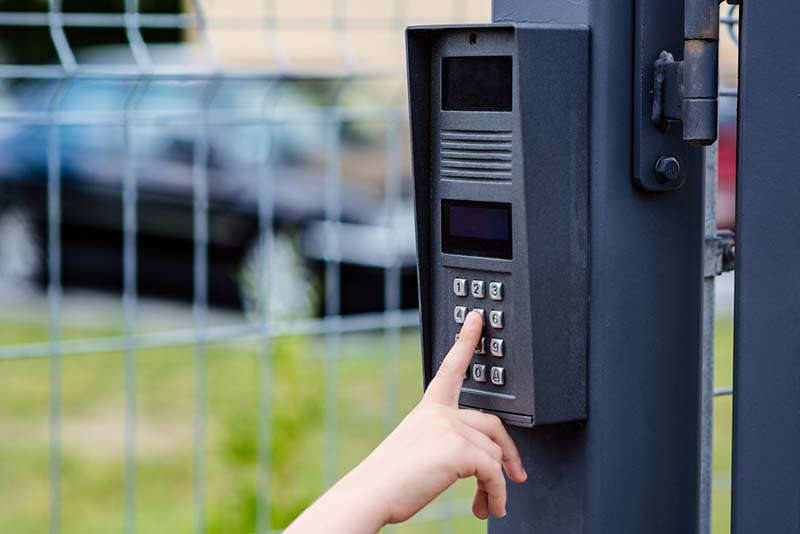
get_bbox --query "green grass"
[0,315,735,533]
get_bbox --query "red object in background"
[717,121,737,229]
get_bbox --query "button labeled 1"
[453,278,467,297]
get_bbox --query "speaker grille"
[440,129,512,180]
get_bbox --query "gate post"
[488,2,705,532]
[731,2,800,532]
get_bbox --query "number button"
[470,280,485,298]
[489,282,503,301]
[474,337,486,355]
[490,366,506,386]
[472,308,485,325]
[453,278,467,297]
[472,364,487,383]
[490,338,504,357]
[454,306,467,324]
[489,310,504,329]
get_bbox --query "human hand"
[357,310,527,525]
[285,310,526,533]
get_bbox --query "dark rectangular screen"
[442,199,512,259]
[442,56,512,112]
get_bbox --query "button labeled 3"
[489,282,503,301]
[472,364,487,383]
[470,280,485,298]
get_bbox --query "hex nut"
[655,156,682,185]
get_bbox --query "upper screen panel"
[441,56,512,112]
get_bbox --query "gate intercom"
[407,24,590,426]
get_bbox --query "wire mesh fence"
[0,2,738,533]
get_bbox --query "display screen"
[442,56,512,112]
[442,200,512,259]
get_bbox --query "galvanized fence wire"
[0,1,488,533]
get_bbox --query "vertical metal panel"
[731,1,800,532]
[490,1,704,532]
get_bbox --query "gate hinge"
[704,230,735,277]
[651,0,721,146]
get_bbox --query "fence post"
[488,1,705,532]
[731,2,800,532]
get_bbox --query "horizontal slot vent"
[440,129,512,180]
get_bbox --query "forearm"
[284,466,388,534]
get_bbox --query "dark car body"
[0,77,418,314]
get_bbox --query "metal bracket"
[634,0,720,192]
[704,230,735,277]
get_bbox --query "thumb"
[424,310,483,405]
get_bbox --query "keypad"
[452,274,509,388]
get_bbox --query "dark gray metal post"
[731,2,800,533]
[489,2,705,532]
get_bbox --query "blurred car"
[0,66,418,315]
[717,95,736,229]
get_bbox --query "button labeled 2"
[471,280,485,298]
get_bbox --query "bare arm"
[284,311,527,533]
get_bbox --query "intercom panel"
[407,24,589,426]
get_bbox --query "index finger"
[425,310,482,405]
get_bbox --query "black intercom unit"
[406,24,590,426]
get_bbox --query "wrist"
[330,462,392,530]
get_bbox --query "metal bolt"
[654,156,682,185]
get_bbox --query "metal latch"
[704,230,735,277]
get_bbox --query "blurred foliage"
[0,0,181,66]
[0,313,736,533]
